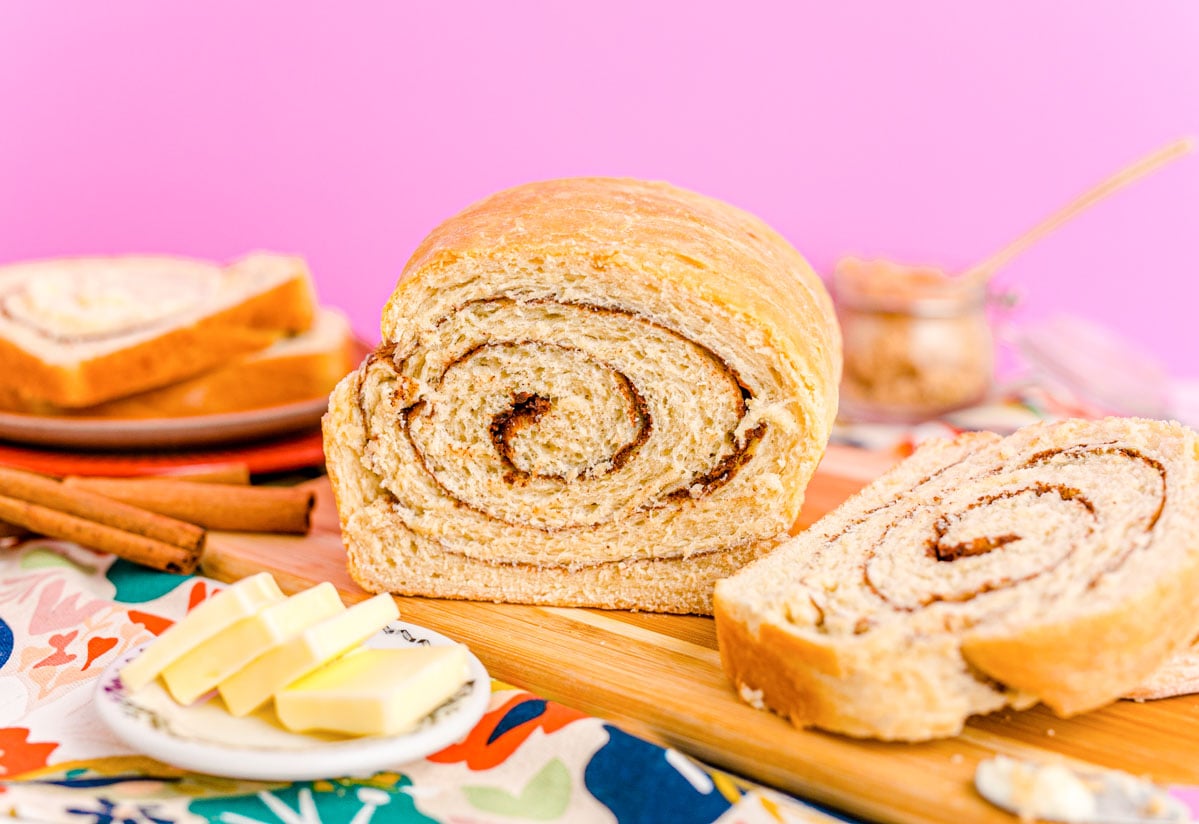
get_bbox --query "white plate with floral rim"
[94,620,490,781]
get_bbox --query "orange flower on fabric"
[429,695,586,770]
[0,727,57,777]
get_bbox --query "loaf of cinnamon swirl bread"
[0,252,316,408]
[323,177,841,614]
[714,418,1199,740]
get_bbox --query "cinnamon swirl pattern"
[714,418,1199,740]
[322,178,841,614]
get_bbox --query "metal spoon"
[975,755,1192,824]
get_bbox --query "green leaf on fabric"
[463,757,572,820]
[20,546,96,575]
[105,558,190,603]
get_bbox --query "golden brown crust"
[715,594,821,727]
[962,547,1199,714]
[714,591,1015,741]
[389,177,841,435]
[2,308,353,418]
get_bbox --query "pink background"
[2,2,1197,376]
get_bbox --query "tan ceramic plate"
[0,396,330,450]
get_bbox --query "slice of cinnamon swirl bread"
[1,307,354,418]
[0,252,316,408]
[1125,643,1199,700]
[714,418,1199,740]
[323,177,841,614]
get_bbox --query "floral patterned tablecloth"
[0,538,842,824]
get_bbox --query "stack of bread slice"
[0,252,356,418]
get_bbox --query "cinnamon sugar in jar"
[833,257,995,423]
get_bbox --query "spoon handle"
[963,137,1195,286]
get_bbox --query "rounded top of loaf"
[384,177,841,430]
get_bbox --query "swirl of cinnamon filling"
[354,297,773,557]
[322,177,841,614]
[858,445,1166,613]
[808,435,1174,633]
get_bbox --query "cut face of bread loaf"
[714,418,1199,740]
[0,252,316,407]
[1,308,355,418]
[323,177,841,614]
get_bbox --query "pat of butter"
[275,644,471,737]
[162,582,343,705]
[121,572,284,692]
[218,593,399,717]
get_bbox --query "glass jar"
[833,258,996,424]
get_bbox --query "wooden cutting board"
[202,444,1199,824]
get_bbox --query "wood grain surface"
[202,444,1199,824]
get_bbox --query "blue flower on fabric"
[65,796,172,824]
[584,725,732,824]
[0,617,12,670]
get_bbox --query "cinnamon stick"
[63,477,315,535]
[151,464,252,485]
[0,466,205,553]
[0,520,30,541]
[0,494,202,574]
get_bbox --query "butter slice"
[218,593,399,716]
[162,582,344,705]
[275,644,470,736]
[120,572,284,692]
